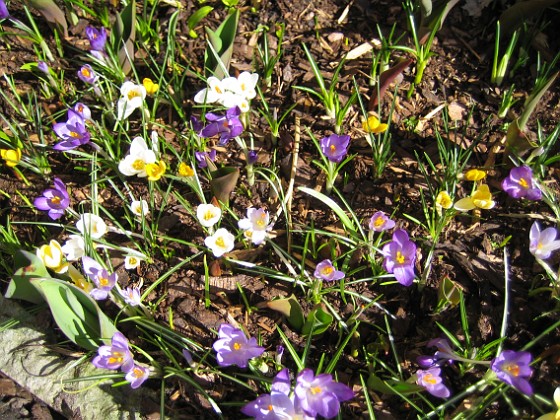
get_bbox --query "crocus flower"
[0,148,21,167]
[77,64,98,84]
[194,72,258,108]
[142,77,159,95]
[417,338,458,368]
[86,26,108,51]
[463,168,486,181]
[34,177,70,220]
[61,235,85,261]
[119,286,141,306]
[238,207,273,245]
[129,199,149,217]
[529,222,560,260]
[37,61,49,74]
[36,240,69,274]
[314,259,345,281]
[68,264,93,293]
[0,0,9,19]
[145,160,166,181]
[294,368,354,419]
[92,331,134,372]
[212,323,265,368]
[197,203,222,228]
[382,229,417,286]
[454,184,495,211]
[125,364,150,389]
[76,213,107,239]
[52,109,90,151]
[118,137,157,178]
[73,102,92,121]
[204,228,235,257]
[195,149,217,169]
[536,387,560,420]
[362,115,388,134]
[490,350,534,395]
[82,256,117,300]
[416,367,450,398]
[368,211,395,232]
[116,81,146,120]
[320,134,351,163]
[124,255,142,270]
[200,107,244,145]
[435,191,453,210]
[194,76,228,104]
[178,162,194,177]
[247,149,258,165]
[502,165,542,200]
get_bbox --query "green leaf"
[498,0,560,35]
[27,0,68,38]
[5,250,51,304]
[302,306,333,336]
[111,0,136,75]
[204,10,239,78]
[367,374,424,395]
[30,278,118,350]
[298,187,357,234]
[266,294,304,331]
[187,6,214,38]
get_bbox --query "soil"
[1,0,560,419]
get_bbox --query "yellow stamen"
[233,342,241,350]
[519,178,529,188]
[505,363,520,377]
[396,251,405,264]
[215,237,225,248]
[310,386,322,395]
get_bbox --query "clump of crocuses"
[92,331,149,389]
[212,323,264,368]
[381,229,417,286]
[34,177,69,220]
[242,368,353,419]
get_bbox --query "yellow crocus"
[362,115,388,134]
[143,78,159,95]
[145,160,166,181]
[178,162,194,177]
[454,184,495,212]
[436,191,453,209]
[463,168,486,181]
[1,148,22,167]
[536,387,560,420]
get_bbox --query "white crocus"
[235,71,259,100]
[197,203,222,228]
[193,76,226,104]
[61,234,85,261]
[117,81,147,120]
[76,213,107,239]
[238,207,273,245]
[130,199,149,217]
[119,286,141,306]
[118,137,157,177]
[124,255,143,270]
[204,228,235,257]
[36,240,69,273]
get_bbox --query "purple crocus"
[490,350,533,395]
[37,61,49,74]
[416,367,450,398]
[381,229,417,286]
[77,64,98,84]
[417,338,458,368]
[368,211,395,232]
[314,259,345,281]
[52,109,91,151]
[501,165,542,200]
[195,149,217,169]
[294,368,354,419]
[529,221,560,260]
[92,331,134,372]
[125,364,150,389]
[82,256,117,300]
[200,106,244,145]
[33,177,70,220]
[247,149,258,165]
[73,102,92,121]
[86,26,108,52]
[0,0,9,19]
[320,134,351,163]
[212,323,265,368]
